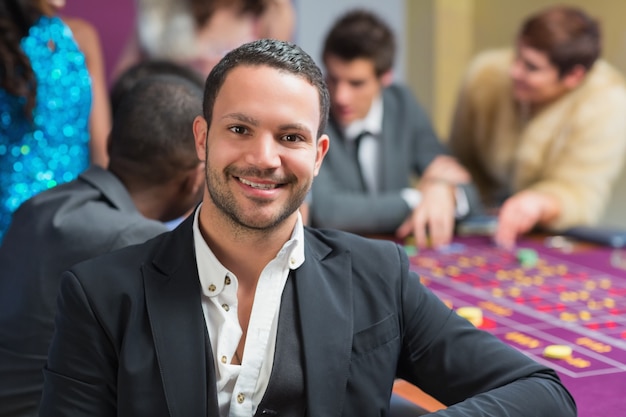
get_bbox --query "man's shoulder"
[382,83,430,119]
[383,83,418,104]
[10,170,165,249]
[68,229,169,280]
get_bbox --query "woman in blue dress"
[0,0,110,242]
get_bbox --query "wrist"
[401,188,422,210]
[418,176,457,193]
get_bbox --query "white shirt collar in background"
[344,94,383,141]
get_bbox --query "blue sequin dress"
[0,16,92,241]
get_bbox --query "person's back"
[0,72,204,417]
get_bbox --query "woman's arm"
[64,16,112,168]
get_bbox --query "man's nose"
[245,133,281,168]
[333,82,351,105]
[509,60,523,80]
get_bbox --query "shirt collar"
[193,205,306,298]
[344,94,383,141]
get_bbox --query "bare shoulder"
[61,16,101,52]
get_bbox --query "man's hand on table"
[495,190,560,250]
[396,179,457,249]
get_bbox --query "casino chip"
[543,345,572,359]
[516,248,538,268]
[456,306,483,327]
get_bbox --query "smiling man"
[40,39,576,417]
[448,5,626,249]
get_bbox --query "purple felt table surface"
[407,235,626,417]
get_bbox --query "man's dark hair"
[202,38,329,137]
[110,60,204,115]
[518,5,601,76]
[322,9,395,77]
[108,75,202,186]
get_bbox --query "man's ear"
[562,64,587,90]
[313,134,330,176]
[193,116,208,162]
[380,70,394,87]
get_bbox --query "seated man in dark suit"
[310,9,481,248]
[0,69,205,417]
[39,38,575,417]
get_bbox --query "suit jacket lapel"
[143,216,219,417]
[380,89,400,191]
[297,230,353,417]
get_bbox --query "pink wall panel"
[62,1,136,85]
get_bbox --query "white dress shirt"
[193,207,305,417]
[344,95,383,194]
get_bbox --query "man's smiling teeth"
[238,177,279,190]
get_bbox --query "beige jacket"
[448,49,626,229]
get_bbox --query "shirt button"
[208,284,216,292]
[289,257,296,266]
[225,276,231,285]
[237,393,245,403]
[222,303,229,312]
[220,355,227,364]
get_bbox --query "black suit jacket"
[39,215,576,416]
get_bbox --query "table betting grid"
[406,235,626,416]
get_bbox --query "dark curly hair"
[0,0,44,119]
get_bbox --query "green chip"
[404,245,418,257]
[516,248,538,267]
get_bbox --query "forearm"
[430,372,576,417]
[311,190,410,234]
[420,155,471,185]
[66,16,112,167]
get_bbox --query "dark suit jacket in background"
[0,166,169,417]
[39,215,576,416]
[311,84,482,234]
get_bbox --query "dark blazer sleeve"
[392,244,576,416]
[39,271,118,416]
[310,150,412,234]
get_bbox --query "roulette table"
[394,234,626,416]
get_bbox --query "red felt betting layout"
[407,238,626,382]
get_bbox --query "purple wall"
[62,1,136,86]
